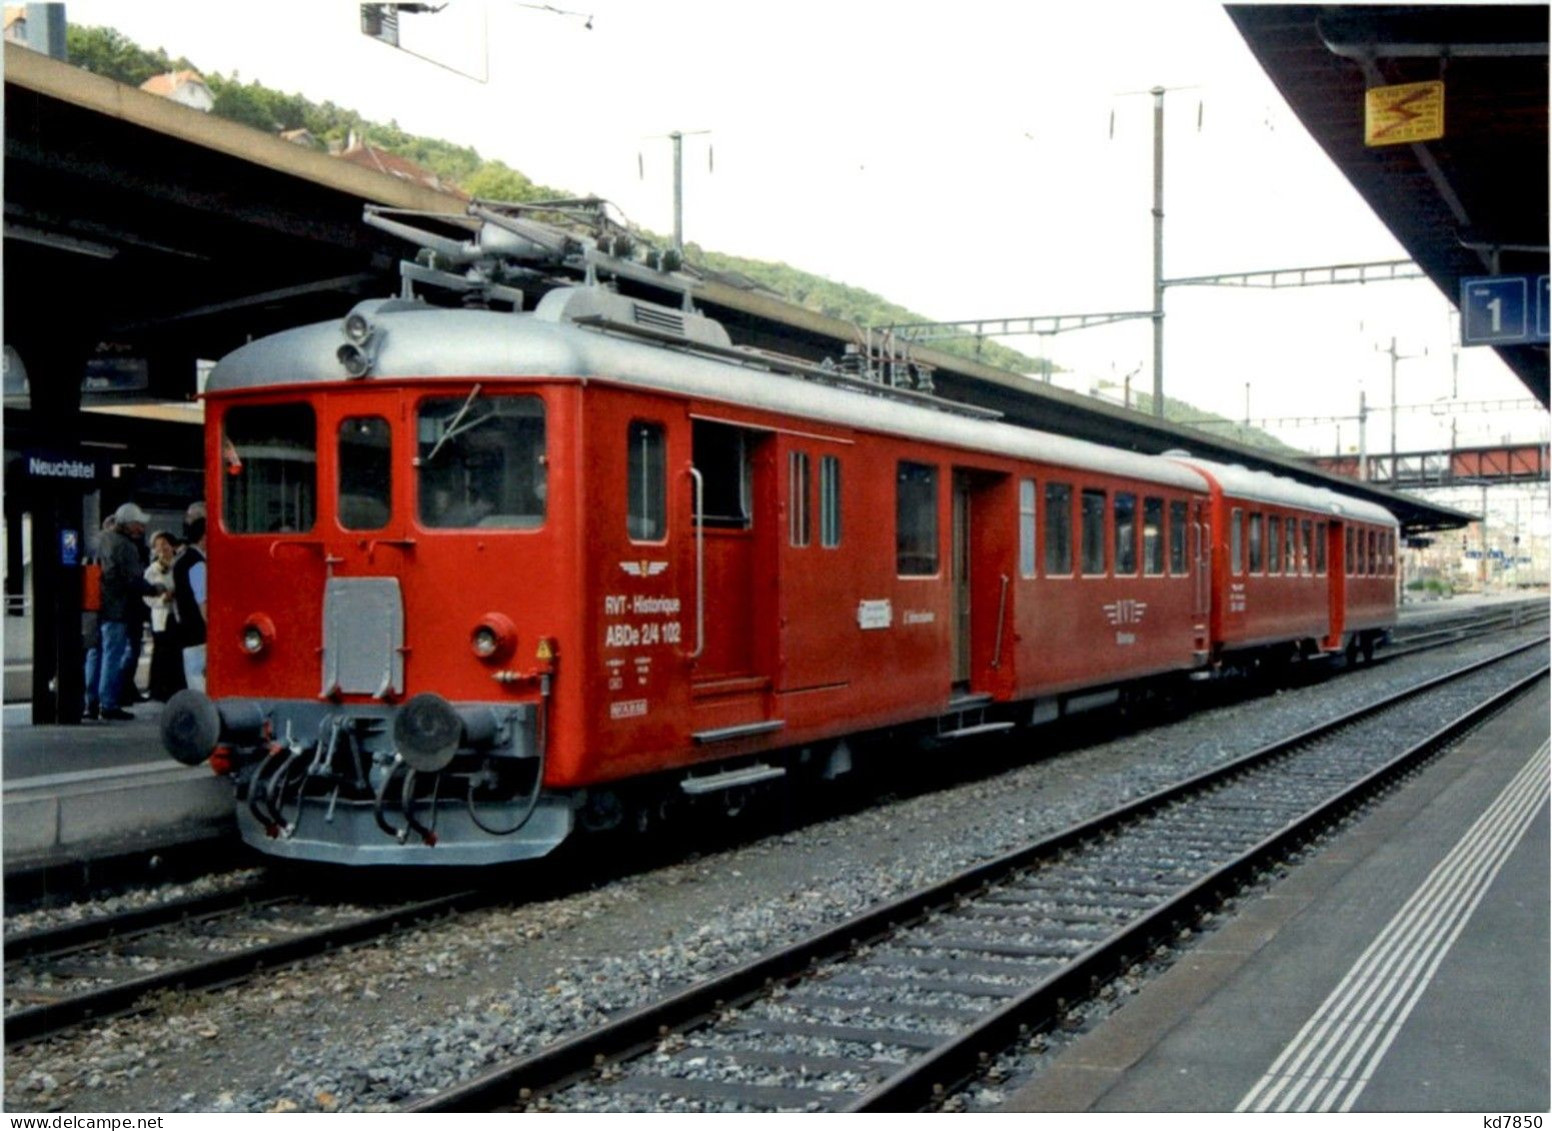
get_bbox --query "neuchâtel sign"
[1365,81,1445,146]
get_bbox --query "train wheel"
[1360,634,1375,663]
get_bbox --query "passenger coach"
[161,202,1399,866]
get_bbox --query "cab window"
[338,416,391,531]
[417,392,546,529]
[222,403,317,534]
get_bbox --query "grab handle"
[687,466,705,660]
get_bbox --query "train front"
[161,301,580,865]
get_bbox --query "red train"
[161,204,1399,865]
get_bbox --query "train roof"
[210,294,1209,493]
[1168,455,1398,527]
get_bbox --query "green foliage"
[66,24,194,87]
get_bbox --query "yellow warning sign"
[1365,81,1445,146]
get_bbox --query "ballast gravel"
[4,628,1544,1113]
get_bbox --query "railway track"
[411,637,1547,1113]
[3,884,482,1045]
[4,614,1541,1051]
[1387,599,1546,656]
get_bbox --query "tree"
[66,24,185,87]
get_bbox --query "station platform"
[1001,677,1550,1113]
[1,699,232,876]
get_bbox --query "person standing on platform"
[144,529,185,701]
[174,503,208,693]
[97,502,166,721]
[81,514,116,721]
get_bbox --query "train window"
[417,393,546,529]
[1081,489,1106,576]
[896,461,939,576]
[1045,483,1073,575]
[1143,497,1164,576]
[820,456,842,548]
[693,420,752,529]
[627,421,667,541]
[1301,520,1313,575]
[1019,479,1037,577]
[1346,527,1355,575]
[1285,518,1298,576]
[1113,492,1137,575]
[1316,521,1327,575]
[1169,500,1188,575]
[1248,512,1263,573]
[1368,529,1377,575]
[338,416,391,531]
[789,451,811,548]
[221,403,317,534]
[1267,513,1281,575]
[1230,508,1244,576]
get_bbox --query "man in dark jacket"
[173,503,207,692]
[97,502,166,720]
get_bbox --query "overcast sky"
[64,0,1547,460]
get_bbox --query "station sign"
[1364,81,1444,146]
[1460,275,1550,346]
[20,449,103,486]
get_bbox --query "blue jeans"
[83,644,101,713]
[98,619,135,712]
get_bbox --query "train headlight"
[337,343,373,379]
[240,614,276,657]
[343,311,375,345]
[470,613,516,663]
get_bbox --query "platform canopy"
[1228,4,1550,408]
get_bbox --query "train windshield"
[417,392,546,529]
[221,403,318,534]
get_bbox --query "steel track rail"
[3,889,482,1045]
[410,637,1547,1113]
[3,878,276,961]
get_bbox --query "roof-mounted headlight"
[343,311,375,345]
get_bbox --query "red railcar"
[160,205,1398,865]
[1171,458,1399,665]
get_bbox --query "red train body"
[161,207,1399,865]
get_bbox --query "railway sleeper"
[660,1043,904,1080]
[721,1016,944,1052]
[859,950,1059,980]
[902,931,1091,960]
[607,1073,855,1112]
[816,971,1023,999]
[780,990,988,1024]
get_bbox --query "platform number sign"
[1460,275,1551,346]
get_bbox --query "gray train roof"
[1169,455,1398,527]
[209,296,1206,493]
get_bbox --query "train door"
[1192,498,1211,661]
[688,419,779,737]
[952,469,1014,695]
[318,391,414,700]
[1324,519,1346,650]
[776,441,853,693]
